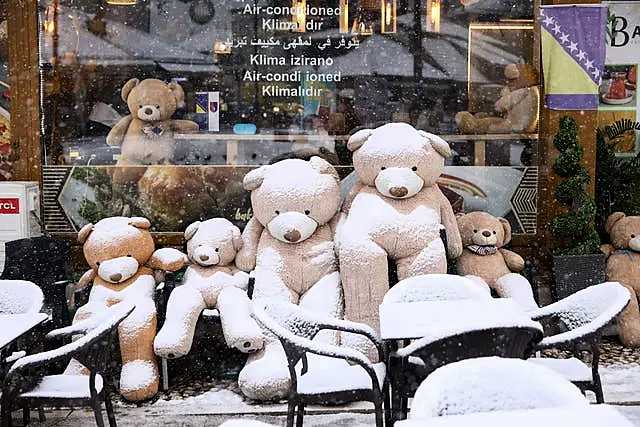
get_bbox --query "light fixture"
[339,0,349,33]
[106,0,137,5]
[44,6,56,33]
[351,9,373,35]
[426,0,441,33]
[292,0,306,32]
[380,0,396,34]
[214,41,232,54]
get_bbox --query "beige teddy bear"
[455,64,540,134]
[235,157,343,401]
[154,218,263,359]
[337,122,463,357]
[601,212,640,346]
[455,211,538,311]
[69,216,186,402]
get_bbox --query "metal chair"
[251,299,388,427]
[527,281,631,403]
[0,302,135,427]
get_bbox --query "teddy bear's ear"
[184,221,201,241]
[121,78,139,102]
[78,223,94,244]
[605,212,626,234]
[168,82,186,110]
[128,217,151,229]
[418,130,452,158]
[499,217,512,245]
[347,128,374,152]
[243,166,267,191]
[309,156,339,181]
[231,226,243,252]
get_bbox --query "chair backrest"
[383,274,492,304]
[410,357,589,419]
[529,281,630,346]
[0,280,44,314]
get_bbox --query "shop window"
[0,0,10,181]
[37,0,538,235]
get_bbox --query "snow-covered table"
[394,405,634,427]
[0,312,49,362]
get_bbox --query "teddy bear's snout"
[482,230,492,237]
[472,229,498,246]
[110,273,122,282]
[375,167,424,199]
[630,237,640,252]
[284,230,301,242]
[390,187,408,198]
[97,256,139,284]
[267,211,318,244]
[137,105,161,121]
[193,246,220,266]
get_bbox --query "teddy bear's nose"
[200,254,209,261]
[284,230,301,242]
[390,187,408,197]
[144,107,153,115]
[482,230,492,237]
[110,273,122,282]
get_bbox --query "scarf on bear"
[467,245,498,256]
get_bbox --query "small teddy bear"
[455,211,538,311]
[154,218,263,359]
[601,212,640,346]
[69,216,186,402]
[455,64,539,134]
[106,78,199,187]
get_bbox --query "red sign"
[0,198,19,214]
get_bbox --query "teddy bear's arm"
[235,216,264,272]
[147,247,188,272]
[495,87,531,113]
[499,248,525,272]
[439,191,463,259]
[170,119,200,132]
[341,181,364,214]
[600,243,615,258]
[106,115,133,147]
[77,269,97,290]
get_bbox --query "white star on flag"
[577,50,586,61]
[560,33,570,44]
[540,9,545,17]
[544,16,554,26]
[553,24,561,34]
[585,59,594,70]
[592,68,600,79]
[568,42,578,53]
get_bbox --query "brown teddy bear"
[106,78,199,187]
[601,212,640,346]
[336,122,463,358]
[235,157,343,401]
[154,218,263,359]
[455,64,540,134]
[68,216,186,401]
[455,211,538,311]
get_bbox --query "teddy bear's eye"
[215,248,219,252]
[275,210,280,215]
[127,254,132,257]
[381,167,386,170]
[155,105,161,109]
[96,261,101,266]
[138,105,142,109]
[305,210,310,215]
[412,166,418,171]
[493,231,496,234]
[632,234,636,238]
[473,229,478,233]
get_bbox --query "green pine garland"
[550,116,601,255]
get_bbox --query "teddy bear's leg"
[154,284,207,359]
[217,286,264,353]
[616,283,640,347]
[299,271,343,344]
[118,297,159,402]
[396,239,447,280]
[64,300,108,375]
[493,273,538,311]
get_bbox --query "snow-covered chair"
[0,280,44,315]
[251,299,388,427]
[527,281,630,403]
[409,357,588,419]
[1,302,135,427]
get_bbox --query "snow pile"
[0,279,43,314]
[382,274,492,304]
[154,388,245,408]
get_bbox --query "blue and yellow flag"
[540,5,607,110]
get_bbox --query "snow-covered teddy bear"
[601,212,640,346]
[454,211,538,311]
[154,218,263,358]
[235,157,343,400]
[337,122,463,356]
[70,216,186,402]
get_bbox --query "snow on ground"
[600,364,640,404]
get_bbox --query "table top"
[379,298,542,342]
[0,312,49,349]
[394,405,634,427]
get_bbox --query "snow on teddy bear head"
[243,157,340,244]
[456,211,512,248]
[184,218,243,267]
[78,216,155,284]
[347,123,451,200]
[121,78,186,123]
[605,212,640,252]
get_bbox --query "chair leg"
[390,384,401,424]
[401,396,409,420]
[37,407,46,423]
[593,375,605,404]
[22,408,29,427]
[383,381,391,427]
[373,394,384,427]
[286,399,296,427]
[296,402,304,427]
[92,399,106,427]
[105,395,118,427]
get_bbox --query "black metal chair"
[251,299,388,427]
[0,302,135,427]
[527,281,631,403]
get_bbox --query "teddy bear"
[234,156,343,401]
[154,218,263,359]
[601,212,640,346]
[106,78,199,188]
[336,122,463,358]
[455,64,539,134]
[68,216,186,402]
[454,211,538,311]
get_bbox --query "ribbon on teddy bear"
[467,245,498,256]
[141,123,165,139]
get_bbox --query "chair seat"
[297,358,386,395]
[528,357,592,382]
[19,374,104,399]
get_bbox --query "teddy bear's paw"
[120,359,159,402]
[238,342,290,401]
[154,327,193,359]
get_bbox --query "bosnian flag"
[540,5,607,110]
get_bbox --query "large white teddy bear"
[337,123,463,356]
[154,218,263,359]
[235,157,343,401]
